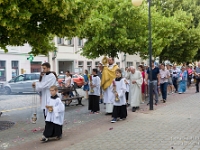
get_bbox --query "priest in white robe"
[101,57,118,115]
[32,62,57,119]
[126,66,143,112]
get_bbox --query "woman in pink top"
[187,65,193,88]
[138,65,145,103]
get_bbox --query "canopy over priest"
[101,57,119,114]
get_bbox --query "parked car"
[2,73,40,95]
[58,74,84,88]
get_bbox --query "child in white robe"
[111,69,127,123]
[41,85,65,142]
[88,68,101,114]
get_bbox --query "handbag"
[177,77,182,82]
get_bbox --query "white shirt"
[89,75,101,96]
[45,96,65,125]
[172,68,180,78]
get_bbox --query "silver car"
[2,73,40,94]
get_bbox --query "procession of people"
[33,59,200,142]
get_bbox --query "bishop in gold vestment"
[101,57,118,114]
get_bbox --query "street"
[0,87,200,150]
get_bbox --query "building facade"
[48,37,147,75]
[0,37,147,82]
[0,44,48,82]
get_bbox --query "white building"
[0,37,147,81]
[0,44,48,82]
[48,37,147,75]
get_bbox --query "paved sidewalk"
[1,87,200,150]
[62,91,200,150]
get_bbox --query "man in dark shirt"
[145,60,160,105]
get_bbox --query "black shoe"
[195,91,199,93]
[147,103,149,106]
[163,99,166,103]
[155,102,157,105]
[0,112,2,117]
[41,137,48,142]
[105,113,112,115]
[132,107,136,112]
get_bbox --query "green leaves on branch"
[79,0,200,63]
[0,0,96,55]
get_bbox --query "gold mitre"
[102,56,108,66]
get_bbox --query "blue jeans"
[160,82,168,100]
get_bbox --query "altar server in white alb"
[88,68,101,114]
[126,66,143,112]
[41,85,65,142]
[111,69,127,123]
[32,62,57,119]
[101,57,118,115]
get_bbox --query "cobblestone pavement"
[1,87,200,150]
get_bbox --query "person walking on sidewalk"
[83,70,90,100]
[138,64,145,103]
[178,66,188,94]
[88,69,101,114]
[41,85,65,142]
[126,66,143,112]
[194,62,200,93]
[101,57,118,115]
[166,64,174,94]
[159,63,170,103]
[172,65,180,93]
[97,63,103,104]
[111,69,127,123]
[145,60,160,105]
[32,62,57,119]
[124,67,130,106]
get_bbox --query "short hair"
[50,85,58,91]
[116,68,122,74]
[85,70,88,74]
[66,71,70,74]
[92,68,98,74]
[41,62,51,68]
[151,60,155,63]
[161,63,165,66]
[109,57,115,62]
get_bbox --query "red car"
[58,74,84,88]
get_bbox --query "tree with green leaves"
[0,0,95,55]
[79,0,200,63]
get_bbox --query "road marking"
[1,106,37,112]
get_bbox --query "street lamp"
[132,0,153,110]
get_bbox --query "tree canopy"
[0,0,95,55]
[79,0,200,63]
